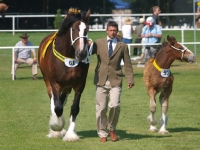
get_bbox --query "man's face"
[155,8,161,15]
[21,37,28,44]
[106,26,118,39]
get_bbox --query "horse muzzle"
[75,50,87,61]
[187,54,195,63]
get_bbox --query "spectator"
[152,6,162,26]
[141,17,162,62]
[133,18,145,56]
[121,17,133,67]
[12,33,38,80]
[136,37,146,67]
[90,21,134,142]
[121,17,133,44]
[195,8,200,28]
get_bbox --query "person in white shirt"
[121,17,133,44]
[12,33,38,80]
[121,17,133,67]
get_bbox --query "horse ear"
[167,35,174,45]
[85,9,91,22]
[167,35,175,45]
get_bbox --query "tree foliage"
[54,9,62,29]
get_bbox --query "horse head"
[167,35,195,63]
[69,8,90,60]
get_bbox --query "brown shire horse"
[143,35,195,134]
[38,8,91,141]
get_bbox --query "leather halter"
[169,42,187,60]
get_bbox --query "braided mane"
[57,8,81,36]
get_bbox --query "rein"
[169,42,187,60]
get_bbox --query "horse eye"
[72,28,75,31]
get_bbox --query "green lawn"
[0,31,200,150]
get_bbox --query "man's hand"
[128,83,134,89]
[33,58,37,63]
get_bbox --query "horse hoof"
[158,130,169,134]
[62,132,79,141]
[149,129,157,132]
[149,125,157,132]
[47,129,66,138]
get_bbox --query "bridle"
[70,24,88,46]
[169,42,188,60]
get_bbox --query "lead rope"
[194,62,200,67]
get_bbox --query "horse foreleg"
[158,92,170,134]
[147,89,157,132]
[47,91,67,138]
[63,94,80,141]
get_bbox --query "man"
[152,6,162,26]
[141,17,162,62]
[13,33,38,80]
[91,21,134,142]
[134,17,145,56]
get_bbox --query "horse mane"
[57,8,82,36]
[153,40,168,57]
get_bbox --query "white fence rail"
[1,42,199,81]
[1,13,200,34]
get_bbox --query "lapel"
[102,38,109,57]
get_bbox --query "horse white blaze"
[79,22,86,51]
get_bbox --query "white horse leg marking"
[158,97,169,134]
[79,22,86,51]
[63,116,79,141]
[159,113,168,134]
[47,92,66,138]
[147,113,157,132]
[148,97,157,132]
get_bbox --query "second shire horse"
[143,35,195,134]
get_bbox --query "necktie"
[108,40,113,57]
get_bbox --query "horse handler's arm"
[123,45,134,88]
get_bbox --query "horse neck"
[56,31,75,57]
[154,46,175,69]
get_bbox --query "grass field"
[0,31,200,150]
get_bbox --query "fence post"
[12,48,15,81]
[181,29,184,43]
[12,16,15,35]
[128,44,131,56]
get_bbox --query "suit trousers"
[12,57,38,75]
[95,80,121,138]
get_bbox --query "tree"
[54,9,62,29]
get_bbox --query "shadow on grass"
[77,129,171,140]
[15,76,43,80]
[168,127,200,133]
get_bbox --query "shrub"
[54,9,62,29]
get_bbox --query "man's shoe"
[110,130,118,142]
[100,137,107,142]
[32,75,38,80]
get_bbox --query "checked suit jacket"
[92,37,134,87]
